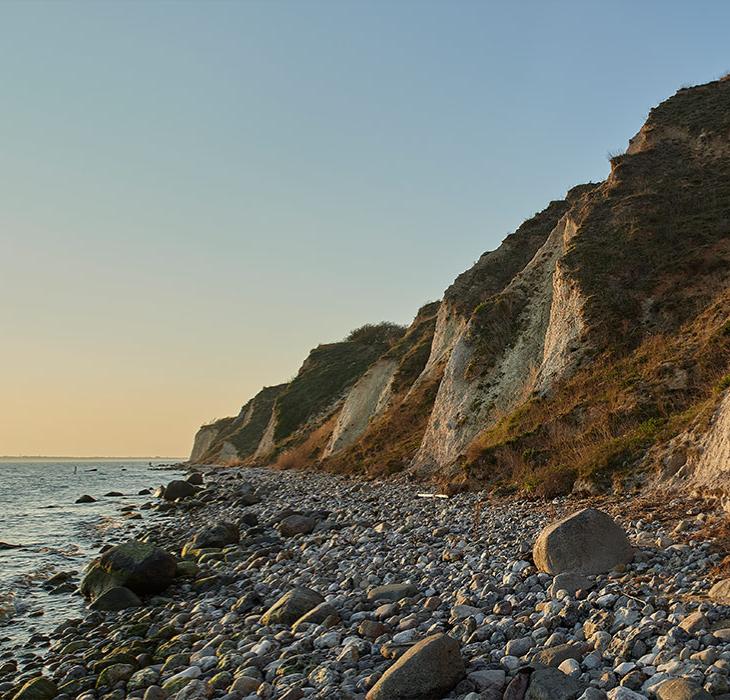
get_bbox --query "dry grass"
[464,294,730,497]
[273,420,334,471]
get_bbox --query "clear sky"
[1,1,728,457]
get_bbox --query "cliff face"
[190,77,730,500]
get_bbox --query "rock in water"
[75,494,96,503]
[365,633,465,700]
[89,586,142,611]
[163,480,197,501]
[708,579,730,604]
[11,677,57,700]
[655,679,713,700]
[533,508,633,574]
[260,587,324,626]
[80,540,177,600]
[278,514,318,537]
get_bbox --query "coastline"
[2,466,729,700]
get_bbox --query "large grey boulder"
[709,579,730,604]
[366,633,465,700]
[80,540,177,600]
[533,508,633,574]
[655,679,713,700]
[162,480,197,501]
[260,587,324,626]
[526,668,581,700]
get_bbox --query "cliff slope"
[190,77,730,501]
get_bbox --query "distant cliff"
[191,77,730,501]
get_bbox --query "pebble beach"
[3,467,730,700]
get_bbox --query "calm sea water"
[0,459,184,656]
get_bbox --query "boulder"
[365,633,465,700]
[260,587,324,626]
[368,583,418,602]
[186,472,204,485]
[75,495,96,503]
[526,668,581,700]
[189,522,239,549]
[533,509,633,574]
[709,579,730,604]
[11,677,57,700]
[89,586,142,611]
[163,480,197,501]
[655,679,713,700]
[80,540,177,600]
[278,514,317,537]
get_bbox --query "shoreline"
[2,466,730,700]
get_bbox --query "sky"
[1,1,729,458]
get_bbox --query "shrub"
[345,322,406,346]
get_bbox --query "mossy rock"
[92,652,138,673]
[175,561,199,578]
[11,677,57,700]
[80,540,177,600]
[96,663,135,689]
[150,624,177,641]
[60,640,90,655]
[161,653,190,673]
[162,675,195,694]
[209,671,232,690]
[127,667,160,691]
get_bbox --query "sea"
[0,459,185,657]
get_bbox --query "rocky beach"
[4,466,730,700]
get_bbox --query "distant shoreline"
[0,456,185,462]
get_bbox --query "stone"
[11,677,57,700]
[468,669,506,692]
[506,636,534,657]
[367,583,418,602]
[607,689,645,700]
[143,687,165,700]
[278,514,318,537]
[533,643,587,668]
[96,663,136,689]
[89,586,142,611]
[75,495,96,503]
[366,633,465,700]
[260,587,324,626]
[187,472,204,485]
[163,480,197,501]
[655,679,713,700]
[291,601,339,632]
[533,508,634,574]
[679,611,708,633]
[189,521,239,549]
[548,572,594,597]
[526,668,582,700]
[80,540,177,600]
[709,579,730,604]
